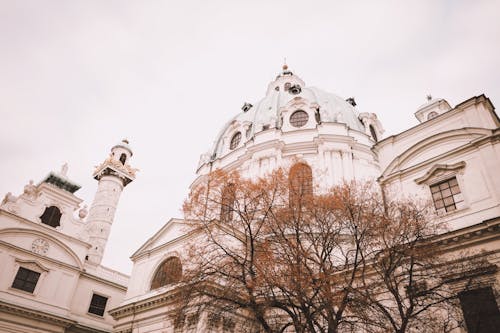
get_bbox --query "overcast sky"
[1,0,499,274]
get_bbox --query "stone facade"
[111,68,500,332]
[0,141,134,333]
[2,68,499,333]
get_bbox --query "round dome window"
[290,110,309,128]
[230,132,242,150]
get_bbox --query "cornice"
[0,300,76,327]
[435,216,500,250]
[375,95,499,152]
[378,130,499,184]
[80,272,128,290]
[109,287,182,319]
[37,182,83,206]
[414,161,466,184]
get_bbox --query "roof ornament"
[242,102,253,112]
[60,163,68,176]
[346,97,357,107]
[426,94,432,101]
[122,138,129,144]
[281,57,292,75]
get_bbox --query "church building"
[1,66,499,332]
[0,141,135,332]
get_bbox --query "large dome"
[210,67,365,159]
[194,67,383,190]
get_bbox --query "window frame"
[458,286,500,333]
[229,132,242,150]
[87,292,109,317]
[11,267,41,294]
[414,162,468,216]
[39,205,62,228]
[150,256,183,290]
[289,110,309,128]
[289,162,313,206]
[429,176,464,214]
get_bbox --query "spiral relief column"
[86,140,136,265]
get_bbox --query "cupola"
[414,95,452,123]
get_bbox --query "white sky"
[1,0,499,274]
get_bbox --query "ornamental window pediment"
[415,161,467,215]
[414,161,466,185]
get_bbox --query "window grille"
[430,177,463,213]
[230,132,241,150]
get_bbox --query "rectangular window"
[430,177,463,214]
[459,287,500,333]
[11,267,40,293]
[88,293,108,316]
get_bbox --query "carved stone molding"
[414,161,466,185]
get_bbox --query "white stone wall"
[376,96,500,231]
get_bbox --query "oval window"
[427,111,439,120]
[230,132,241,150]
[290,110,309,128]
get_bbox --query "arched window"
[119,153,127,165]
[151,257,182,290]
[289,163,313,205]
[220,183,235,222]
[230,132,241,150]
[369,125,378,142]
[40,206,62,228]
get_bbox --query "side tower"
[86,140,136,265]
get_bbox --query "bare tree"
[354,199,464,333]
[180,169,464,333]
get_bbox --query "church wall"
[194,122,379,192]
[375,96,498,172]
[68,274,126,331]
[109,66,500,332]
[0,141,135,333]
[381,130,500,232]
[0,212,89,266]
[125,239,187,301]
[0,244,79,316]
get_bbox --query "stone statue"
[23,180,37,199]
[60,163,68,176]
[1,192,19,213]
[2,192,17,205]
[78,205,88,219]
